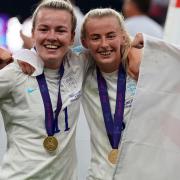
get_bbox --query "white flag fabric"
[114,34,180,180]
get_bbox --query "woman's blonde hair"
[81,8,131,69]
[32,0,77,33]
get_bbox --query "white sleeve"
[12,49,44,76]
[0,64,15,104]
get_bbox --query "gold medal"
[43,136,58,152]
[108,149,119,164]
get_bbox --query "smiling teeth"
[45,45,58,49]
[100,51,111,56]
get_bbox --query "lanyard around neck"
[36,64,65,136]
[96,64,126,149]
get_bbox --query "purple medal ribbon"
[96,64,126,149]
[36,64,68,136]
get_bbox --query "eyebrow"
[89,31,116,36]
[37,24,69,29]
[90,34,99,37]
[107,31,116,35]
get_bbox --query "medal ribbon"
[36,64,65,136]
[96,64,126,149]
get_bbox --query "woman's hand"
[0,47,35,75]
[128,33,144,80]
[131,33,144,49]
[0,47,13,69]
[127,47,142,80]
[17,60,35,75]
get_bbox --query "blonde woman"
[80,8,137,180]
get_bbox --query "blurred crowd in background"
[0,0,169,52]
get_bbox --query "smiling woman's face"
[82,16,125,72]
[32,8,74,69]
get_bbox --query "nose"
[46,30,57,41]
[100,37,108,48]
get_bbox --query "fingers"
[0,47,13,62]
[0,47,13,69]
[131,33,144,49]
[17,60,35,75]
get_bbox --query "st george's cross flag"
[114,34,180,180]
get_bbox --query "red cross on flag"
[176,0,180,7]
